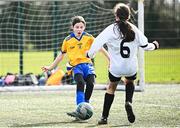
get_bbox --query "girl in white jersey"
[87,3,159,125]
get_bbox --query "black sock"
[125,82,135,103]
[102,93,114,118]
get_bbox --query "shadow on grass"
[111,124,131,127]
[87,124,131,127]
[11,120,88,127]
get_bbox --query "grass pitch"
[0,84,179,127]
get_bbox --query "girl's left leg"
[85,74,95,103]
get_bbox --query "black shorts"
[108,72,137,82]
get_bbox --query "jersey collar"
[70,32,85,41]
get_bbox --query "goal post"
[137,0,145,91]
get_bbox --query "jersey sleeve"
[135,26,149,47]
[141,43,156,50]
[134,25,156,51]
[61,39,67,54]
[86,35,95,50]
[88,25,113,58]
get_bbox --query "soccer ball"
[76,102,93,120]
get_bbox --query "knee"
[74,74,85,91]
[86,75,95,86]
[76,79,85,91]
[76,79,85,86]
[106,83,118,94]
[125,79,134,86]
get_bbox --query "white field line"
[0,84,106,92]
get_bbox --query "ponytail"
[113,3,135,42]
[116,20,135,42]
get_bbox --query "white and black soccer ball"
[76,102,93,120]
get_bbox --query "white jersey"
[88,23,156,77]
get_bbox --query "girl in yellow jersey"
[42,16,109,119]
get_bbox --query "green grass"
[145,49,180,83]
[0,84,179,127]
[0,49,180,83]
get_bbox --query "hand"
[153,40,159,49]
[85,50,89,58]
[41,66,51,72]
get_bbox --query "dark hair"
[71,16,86,27]
[114,3,135,42]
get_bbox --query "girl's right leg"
[66,73,85,119]
[74,73,86,105]
[98,72,120,125]
[124,78,136,123]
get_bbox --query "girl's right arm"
[88,25,112,58]
[41,52,65,72]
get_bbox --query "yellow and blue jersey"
[61,32,94,66]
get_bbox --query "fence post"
[53,1,58,60]
[18,2,24,75]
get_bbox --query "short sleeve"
[136,28,148,47]
[61,39,67,53]
[88,24,113,58]
[87,36,95,50]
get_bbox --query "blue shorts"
[73,63,95,79]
